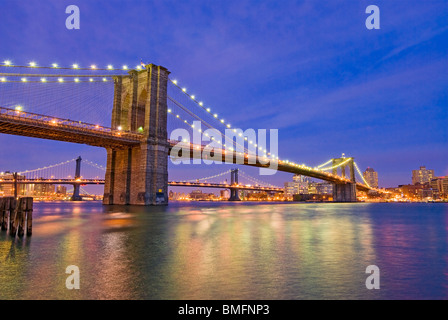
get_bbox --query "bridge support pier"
[228,169,241,201]
[71,156,83,201]
[333,183,357,202]
[331,156,357,202]
[103,64,170,206]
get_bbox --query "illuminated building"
[363,167,379,188]
[0,171,26,196]
[430,177,448,199]
[56,185,67,195]
[412,166,434,185]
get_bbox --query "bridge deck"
[0,107,142,148]
[0,179,283,192]
[0,108,373,192]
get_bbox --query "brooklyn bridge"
[0,62,381,205]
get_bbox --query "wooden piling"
[0,197,32,237]
[26,197,33,236]
[0,197,5,231]
[17,198,26,237]
[9,198,18,236]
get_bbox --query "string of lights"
[83,159,107,171]
[185,170,232,182]
[0,60,142,71]
[168,97,251,155]
[238,170,280,188]
[319,158,352,171]
[169,78,272,157]
[354,162,371,188]
[316,159,333,169]
[0,78,111,83]
[17,159,77,174]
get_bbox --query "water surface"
[0,201,447,299]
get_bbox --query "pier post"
[103,64,170,206]
[71,156,83,201]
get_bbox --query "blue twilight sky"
[0,0,447,188]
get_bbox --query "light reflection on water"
[0,201,447,299]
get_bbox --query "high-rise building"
[284,175,310,196]
[0,172,26,196]
[363,168,379,188]
[56,185,67,195]
[430,177,448,198]
[34,184,55,195]
[412,166,434,185]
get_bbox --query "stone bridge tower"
[103,64,170,205]
[332,157,357,202]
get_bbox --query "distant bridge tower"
[332,156,357,202]
[103,64,170,206]
[229,168,241,201]
[71,156,83,201]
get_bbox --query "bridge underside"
[0,111,141,149]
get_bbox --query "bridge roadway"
[0,178,284,192]
[0,107,371,192]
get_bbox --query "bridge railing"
[0,106,142,141]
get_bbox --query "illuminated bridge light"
[21,77,27,82]
[103,78,107,82]
[3,60,12,66]
[191,95,195,100]
[72,64,79,69]
[58,78,64,83]
[41,78,47,83]
[182,88,187,92]
[89,78,94,82]
[107,65,113,70]
[52,63,58,68]
[74,78,80,83]
[91,65,97,69]
[29,61,37,67]
[122,65,128,70]
[172,79,178,85]
[0,77,6,82]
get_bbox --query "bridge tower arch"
[332,157,357,202]
[71,156,83,201]
[103,64,170,206]
[229,168,241,201]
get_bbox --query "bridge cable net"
[0,63,128,128]
[167,79,279,185]
[354,162,371,188]
[318,158,352,171]
[184,170,232,183]
[238,170,281,188]
[180,169,281,189]
[168,79,273,159]
[16,158,106,180]
[167,78,346,186]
